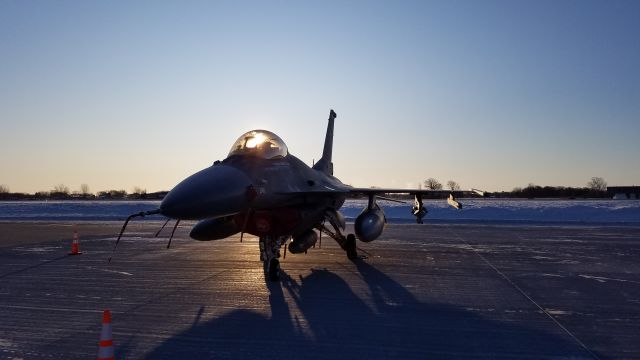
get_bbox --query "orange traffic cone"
[69,228,82,255]
[97,310,115,360]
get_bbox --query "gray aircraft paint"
[117,110,473,279]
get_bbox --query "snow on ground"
[0,199,638,224]
[346,199,640,224]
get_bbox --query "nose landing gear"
[260,235,285,281]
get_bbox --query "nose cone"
[160,165,253,220]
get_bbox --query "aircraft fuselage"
[160,152,347,239]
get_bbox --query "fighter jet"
[114,110,482,280]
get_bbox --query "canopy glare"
[228,130,288,159]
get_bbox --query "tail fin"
[313,109,336,175]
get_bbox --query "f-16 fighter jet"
[114,110,482,280]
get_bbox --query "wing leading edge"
[348,187,485,197]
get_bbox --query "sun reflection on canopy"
[228,130,288,159]
[245,132,267,149]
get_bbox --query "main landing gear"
[259,221,360,282]
[317,222,359,260]
[344,233,358,260]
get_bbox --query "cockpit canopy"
[228,130,288,159]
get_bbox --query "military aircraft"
[113,110,482,280]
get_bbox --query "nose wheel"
[260,235,284,281]
[268,258,280,281]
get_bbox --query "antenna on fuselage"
[312,109,336,175]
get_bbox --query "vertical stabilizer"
[313,110,336,175]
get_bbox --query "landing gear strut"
[260,235,284,281]
[345,234,358,260]
[316,222,358,260]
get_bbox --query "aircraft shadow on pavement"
[143,260,594,359]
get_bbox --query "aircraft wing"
[346,187,486,222]
[348,187,486,197]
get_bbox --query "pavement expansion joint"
[445,225,601,360]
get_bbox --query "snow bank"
[343,199,640,224]
[0,199,638,224]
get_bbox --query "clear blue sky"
[1,0,638,193]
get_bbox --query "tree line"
[0,177,613,200]
[0,183,167,200]
[421,176,610,198]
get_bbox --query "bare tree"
[424,178,442,190]
[80,183,91,195]
[447,180,461,191]
[0,184,9,193]
[130,186,147,199]
[587,177,607,191]
[132,186,147,195]
[53,184,70,194]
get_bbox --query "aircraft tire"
[346,234,358,260]
[268,258,280,281]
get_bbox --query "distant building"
[607,186,640,200]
